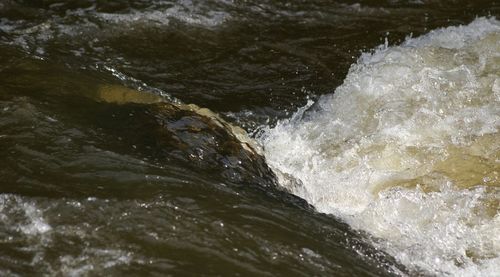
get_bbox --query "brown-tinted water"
[0,1,498,276]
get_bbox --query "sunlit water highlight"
[0,1,498,275]
[260,17,499,276]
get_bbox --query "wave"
[260,17,500,276]
[0,0,230,57]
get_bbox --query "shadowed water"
[0,0,498,276]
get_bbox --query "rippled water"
[0,1,498,276]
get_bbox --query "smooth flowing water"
[0,1,498,276]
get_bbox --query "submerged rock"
[92,84,276,187]
[0,52,277,192]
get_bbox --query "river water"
[0,1,498,276]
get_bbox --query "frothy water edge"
[260,17,499,276]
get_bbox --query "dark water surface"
[0,1,497,276]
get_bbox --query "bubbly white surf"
[260,17,499,276]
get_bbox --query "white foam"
[60,248,132,276]
[0,1,230,56]
[0,194,52,236]
[260,17,500,276]
[96,5,229,28]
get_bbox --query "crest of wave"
[96,0,229,27]
[260,17,500,276]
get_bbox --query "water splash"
[260,17,500,276]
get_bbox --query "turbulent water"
[0,1,498,276]
[260,18,500,276]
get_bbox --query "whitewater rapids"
[260,17,499,276]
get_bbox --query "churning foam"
[260,17,499,276]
